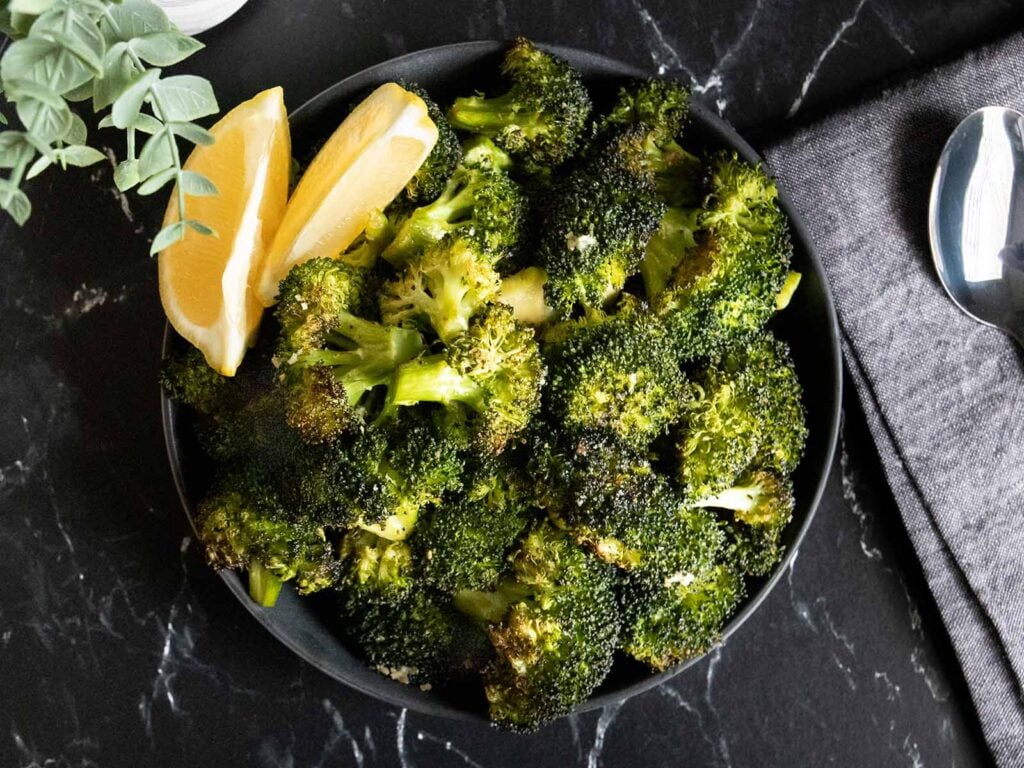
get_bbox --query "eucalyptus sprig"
[0,0,220,253]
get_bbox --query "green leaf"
[150,75,216,122]
[110,67,159,129]
[10,0,55,14]
[100,0,171,45]
[31,6,105,75]
[58,144,105,167]
[129,111,163,134]
[184,219,215,236]
[93,42,141,110]
[97,114,114,129]
[0,179,32,225]
[66,111,87,145]
[25,152,51,178]
[136,165,175,195]
[0,131,36,168]
[15,93,72,143]
[137,127,172,179]
[151,219,186,254]
[114,158,139,190]
[130,31,203,67]
[2,37,92,95]
[62,78,94,102]
[3,76,64,105]
[169,120,213,146]
[179,170,216,196]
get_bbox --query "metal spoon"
[929,106,1024,347]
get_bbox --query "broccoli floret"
[298,412,464,538]
[677,332,807,501]
[196,470,340,607]
[385,304,543,453]
[161,345,237,416]
[537,129,666,315]
[379,237,502,343]
[415,496,529,593]
[652,153,792,361]
[275,258,425,442]
[338,209,397,269]
[498,266,556,326]
[338,530,490,684]
[399,81,463,204]
[721,334,807,475]
[621,562,744,671]
[448,37,591,171]
[597,79,701,207]
[382,142,527,266]
[695,469,795,577]
[546,312,685,450]
[457,521,619,731]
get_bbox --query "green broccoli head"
[415,494,530,593]
[386,304,544,454]
[275,258,425,441]
[338,530,490,684]
[597,79,701,207]
[399,81,463,204]
[721,334,807,475]
[695,469,795,577]
[379,237,502,343]
[196,470,340,606]
[621,562,744,671]
[448,38,591,171]
[382,145,527,267]
[538,130,666,315]
[161,345,238,416]
[701,150,785,236]
[297,411,464,539]
[546,312,686,450]
[677,332,807,502]
[462,522,620,731]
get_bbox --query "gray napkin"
[764,33,1024,766]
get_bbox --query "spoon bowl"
[929,106,1024,345]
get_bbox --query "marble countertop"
[2,1,1020,766]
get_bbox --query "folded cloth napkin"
[764,32,1024,765]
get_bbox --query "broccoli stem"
[449,93,526,131]
[388,355,484,410]
[249,561,283,607]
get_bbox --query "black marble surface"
[2,1,1022,766]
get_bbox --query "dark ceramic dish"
[162,41,842,722]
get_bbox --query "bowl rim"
[161,39,843,721]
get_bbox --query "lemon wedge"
[158,86,290,375]
[255,82,438,305]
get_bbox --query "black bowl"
[162,41,842,722]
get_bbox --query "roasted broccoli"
[652,152,793,361]
[537,129,666,315]
[546,312,685,450]
[196,469,340,607]
[677,332,807,501]
[338,209,397,269]
[338,530,490,684]
[161,345,240,416]
[298,411,464,539]
[448,38,591,171]
[384,304,544,453]
[401,81,463,204]
[457,521,619,731]
[621,562,744,671]
[695,469,795,576]
[382,140,526,266]
[275,258,425,441]
[379,236,501,342]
